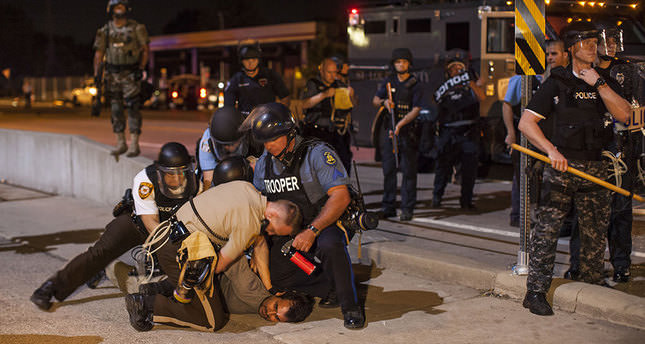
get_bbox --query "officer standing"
[371,48,424,221]
[94,0,149,157]
[224,45,290,116]
[196,106,262,189]
[432,56,485,210]
[301,57,356,172]
[249,103,365,329]
[518,21,631,315]
[30,143,197,311]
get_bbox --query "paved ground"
[0,183,643,344]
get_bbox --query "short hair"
[275,199,303,235]
[546,39,565,52]
[281,291,315,322]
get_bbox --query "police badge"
[259,78,268,87]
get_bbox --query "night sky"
[0,0,356,44]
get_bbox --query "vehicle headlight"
[89,87,97,96]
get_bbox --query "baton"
[386,82,399,168]
[511,143,644,202]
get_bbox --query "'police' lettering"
[263,176,301,193]
[574,92,597,100]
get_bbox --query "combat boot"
[126,133,140,157]
[613,267,631,283]
[111,132,128,156]
[343,308,365,329]
[125,293,154,331]
[522,291,553,316]
[30,279,57,311]
[319,289,339,308]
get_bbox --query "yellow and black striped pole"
[513,0,545,276]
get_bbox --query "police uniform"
[32,165,192,306]
[302,77,353,172]
[374,74,425,215]
[224,66,290,115]
[432,69,481,208]
[525,65,620,293]
[94,19,149,134]
[253,136,360,313]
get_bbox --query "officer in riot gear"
[30,142,197,311]
[301,57,356,173]
[94,0,150,157]
[431,55,485,210]
[371,48,425,221]
[196,106,263,189]
[518,21,631,316]
[224,44,290,116]
[249,102,365,329]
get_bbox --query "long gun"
[91,62,104,117]
[386,82,399,168]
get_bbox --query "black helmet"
[106,0,131,14]
[561,21,598,49]
[239,45,261,61]
[212,156,253,187]
[208,106,248,161]
[250,103,296,143]
[155,142,197,199]
[391,48,413,65]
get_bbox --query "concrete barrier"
[0,129,150,205]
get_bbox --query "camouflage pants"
[106,70,142,134]
[527,160,610,293]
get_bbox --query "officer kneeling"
[249,103,365,329]
[518,21,631,316]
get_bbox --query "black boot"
[319,289,339,308]
[564,268,580,281]
[125,293,154,331]
[343,308,365,329]
[30,280,56,311]
[613,267,631,283]
[522,291,554,316]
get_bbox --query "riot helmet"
[561,21,598,50]
[391,48,413,74]
[211,156,253,187]
[155,142,197,199]
[250,103,296,143]
[106,0,131,16]
[239,45,261,73]
[597,25,624,59]
[208,106,248,161]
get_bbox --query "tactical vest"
[387,74,417,121]
[262,138,329,224]
[103,20,145,66]
[303,78,335,127]
[235,68,279,114]
[144,165,193,222]
[434,71,479,124]
[546,67,614,161]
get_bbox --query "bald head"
[320,58,338,85]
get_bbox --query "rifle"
[91,62,104,117]
[386,82,399,168]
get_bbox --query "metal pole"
[512,75,532,275]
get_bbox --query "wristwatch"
[594,77,607,89]
[307,224,320,236]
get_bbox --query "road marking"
[412,217,645,258]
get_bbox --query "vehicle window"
[364,20,386,34]
[406,18,432,33]
[446,22,470,51]
[487,17,515,54]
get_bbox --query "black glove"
[134,69,144,81]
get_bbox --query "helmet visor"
[210,137,248,161]
[156,164,196,199]
[598,28,624,57]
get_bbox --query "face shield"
[156,163,197,199]
[567,30,599,52]
[210,136,248,161]
[598,28,624,57]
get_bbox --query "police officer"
[372,48,425,221]
[431,55,485,210]
[518,21,631,315]
[249,103,365,329]
[224,44,290,116]
[196,106,262,190]
[30,142,197,311]
[566,24,638,282]
[301,57,356,172]
[94,0,150,157]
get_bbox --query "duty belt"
[106,63,139,73]
[442,119,476,128]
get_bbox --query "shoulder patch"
[138,182,153,199]
[323,151,337,166]
[200,139,211,153]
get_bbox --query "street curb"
[350,241,645,330]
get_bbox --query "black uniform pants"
[269,225,359,313]
[51,214,147,301]
[433,127,478,205]
[379,125,418,212]
[303,125,353,174]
